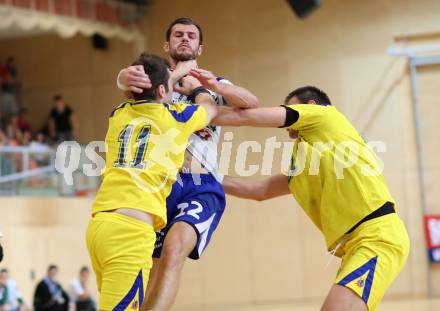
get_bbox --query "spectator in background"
[0,111,5,133]
[48,95,77,143]
[68,267,95,311]
[0,269,27,311]
[34,265,69,311]
[17,109,31,133]
[4,115,22,146]
[0,62,6,83]
[0,130,6,145]
[0,268,9,311]
[1,72,17,116]
[28,131,51,165]
[5,58,16,80]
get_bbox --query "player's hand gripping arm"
[171,60,197,84]
[223,174,290,201]
[116,65,152,93]
[190,68,259,108]
[116,60,197,93]
[174,75,218,123]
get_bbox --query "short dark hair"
[0,268,8,274]
[53,94,63,102]
[48,264,58,273]
[166,17,203,45]
[80,266,89,274]
[131,53,170,102]
[285,86,331,106]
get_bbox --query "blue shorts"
[153,173,226,260]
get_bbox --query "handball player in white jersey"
[117,17,258,311]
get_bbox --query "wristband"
[190,86,211,102]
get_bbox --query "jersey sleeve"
[171,102,208,133]
[284,104,328,131]
[189,105,208,131]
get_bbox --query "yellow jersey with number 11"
[92,100,207,231]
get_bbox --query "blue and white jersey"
[171,77,232,182]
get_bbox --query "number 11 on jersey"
[114,124,151,169]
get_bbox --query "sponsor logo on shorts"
[356,278,365,288]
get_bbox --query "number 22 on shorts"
[176,201,203,219]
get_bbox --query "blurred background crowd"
[0,265,95,311]
[0,57,77,147]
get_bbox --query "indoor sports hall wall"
[0,34,138,144]
[0,198,98,305]
[1,0,440,309]
[143,0,440,307]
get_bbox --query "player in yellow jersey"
[212,86,409,311]
[86,53,220,311]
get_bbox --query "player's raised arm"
[116,60,197,94]
[189,68,259,108]
[223,174,290,201]
[211,105,299,128]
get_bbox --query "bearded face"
[165,24,202,62]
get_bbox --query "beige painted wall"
[143,0,440,307]
[1,0,440,309]
[0,198,98,306]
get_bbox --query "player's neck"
[169,58,178,70]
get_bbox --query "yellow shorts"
[335,213,410,311]
[86,212,156,311]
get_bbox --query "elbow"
[246,95,260,108]
[253,188,269,202]
[238,95,259,109]
[254,195,267,202]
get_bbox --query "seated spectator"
[4,115,22,155]
[34,265,69,311]
[0,130,7,145]
[67,267,95,311]
[0,269,27,311]
[17,109,31,133]
[48,95,77,143]
[21,131,31,146]
[28,132,51,164]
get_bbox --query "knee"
[160,242,186,269]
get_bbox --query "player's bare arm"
[211,105,298,128]
[117,59,197,94]
[223,174,290,201]
[189,68,259,108]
